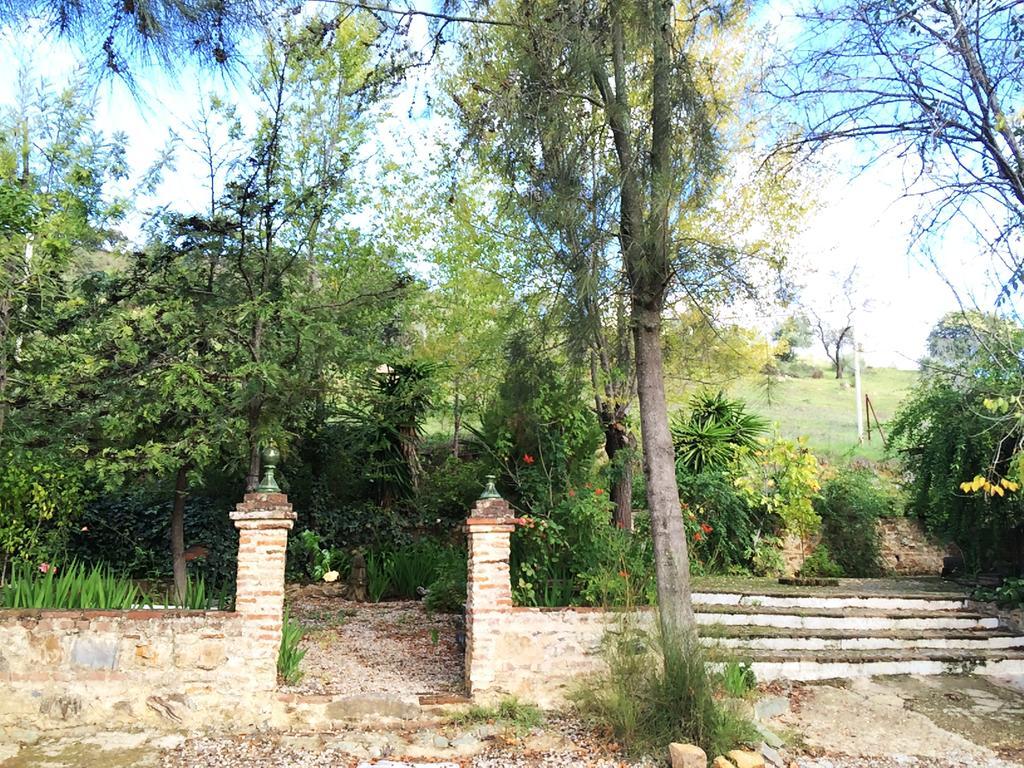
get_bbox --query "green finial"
[479,474,501,500]
[256,444,281,492]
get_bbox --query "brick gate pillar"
[231,446,296,691]
[464,476,516,698]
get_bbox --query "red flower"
[568,489,576,497]
[693,531,703,542]
[38,562,55,574]
[701,522,713,534]
[523,454,535,465]
[595,488,604,495]
[618,570,629,579]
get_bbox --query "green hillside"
[677,367,919,462]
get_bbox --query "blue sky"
[0,9,1007,370]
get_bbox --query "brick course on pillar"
[231,490,296,691]
[464,495,516,698]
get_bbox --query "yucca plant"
[671,390,768,474]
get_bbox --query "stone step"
[702,625,1024,651]
[692,590,969,612]
[738,647,1024,682]
[694,603,999,631]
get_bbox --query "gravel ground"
[281,587,464,697]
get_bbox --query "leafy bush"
[889,312,1024,570]
[424,550,468,613]
[278,609,306,685]
[736,435,822,540]
[68,492,237,586]
[573,624,757,757]
[745,533,786,577]
[815,468,898,577]
[974,578,1024,609]
[798,544,844,578]
[0,450,87,582]
[677,469,758,573]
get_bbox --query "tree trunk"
[633,303,695,637]
[603,417,635,531]
[171,466,188,605]
[452,390,462,459]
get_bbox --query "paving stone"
[755,696,791,721]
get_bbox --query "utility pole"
[851,318,864,443]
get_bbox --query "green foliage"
[772,314,812,363]
[2,560,138,609]
[67,492,237,586]
[451,697,544,733]
[572,624,757,758]
[720,660,758,698]
[798,544,844,578]
[974,578,1024,609]
[678,469,759,573]
[671,390,768,474]
[889,312,1024,569]
[0,450,86,579]
[815,468,899,577]
[278,609,306,685]
[745,533,786,577]
[736,435,822,539]
[424,550,468,614]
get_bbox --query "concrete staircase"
[694,585,1024,682]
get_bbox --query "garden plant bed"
[281,585,465,697]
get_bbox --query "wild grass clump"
[451,696,544,733]
[572,622,757,757]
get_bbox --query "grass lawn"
[672,366,919,463]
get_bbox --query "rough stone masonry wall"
[0,609,270,735]
[877,517,948,575]
[0,490,295,737]
[781,518,947,577]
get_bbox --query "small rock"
[669,742,707,768]
[727,749,765,768]
[0,744,19,762]
[754,696,791,721]
[432,735,450,749]
[713,757,737,768]
[760,742,784,768]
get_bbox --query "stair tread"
[728,647,1024,663]
[701,625,1020,640]
[694,603,992,619]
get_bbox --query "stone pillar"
[464,478,516,698]
[230,447,296,691]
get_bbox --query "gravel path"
[281,587,465,697]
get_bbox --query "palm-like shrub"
[671,390,768,474]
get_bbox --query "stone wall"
[0,609,274,733]
[781,518,946,577]
[877,517,947,575]
[0,485,295,737]
[486,607,653,706]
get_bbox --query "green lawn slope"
[670,366,919,463]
